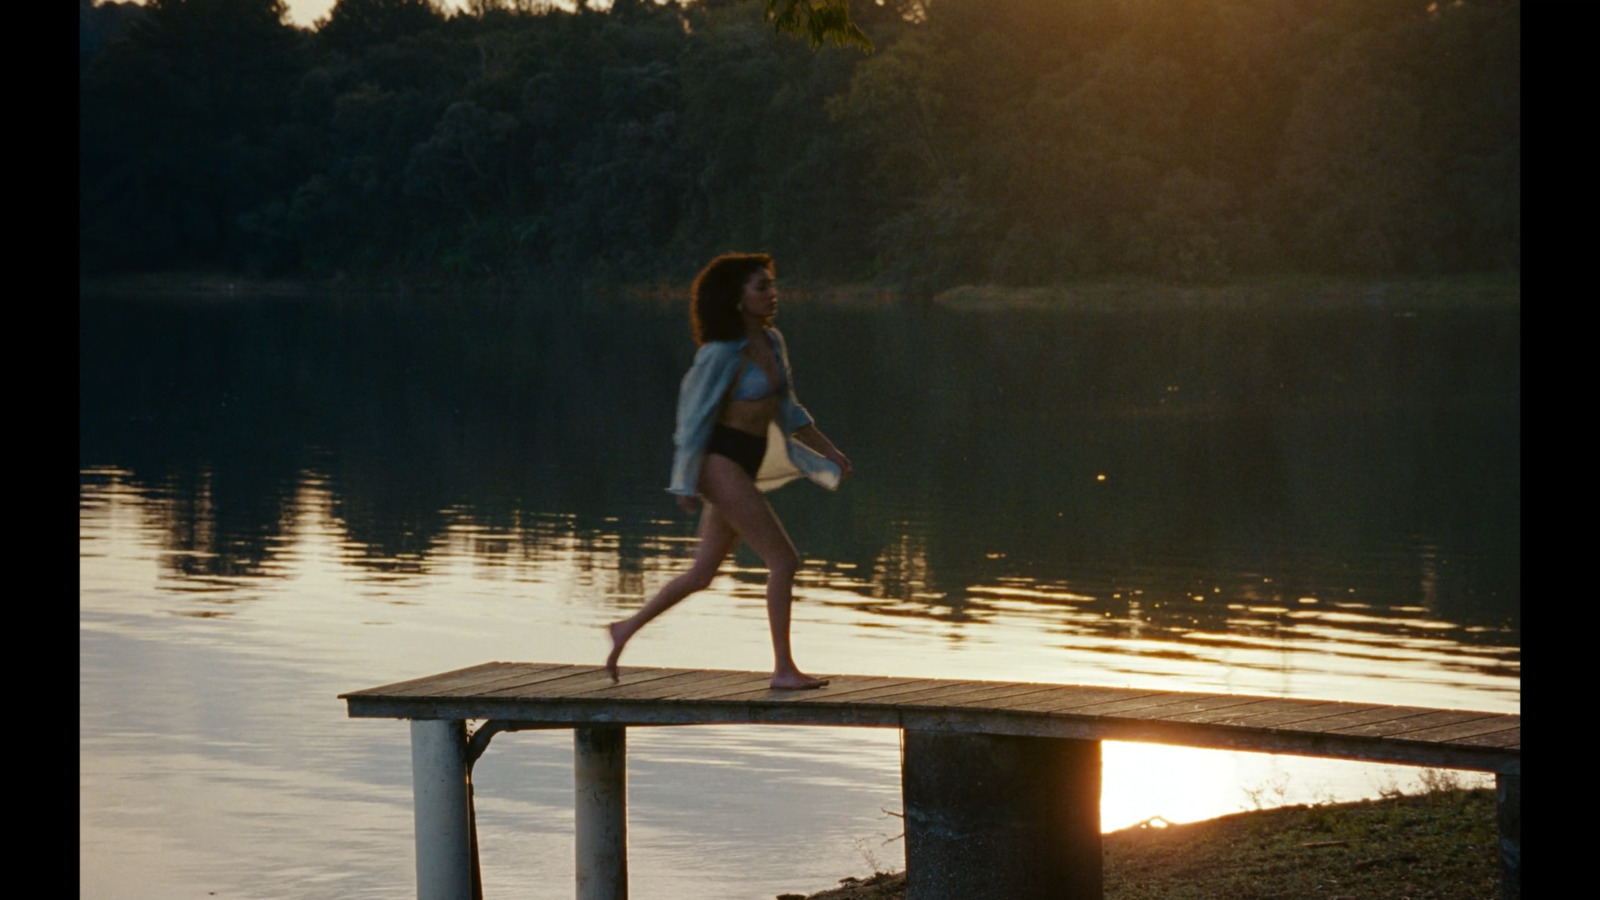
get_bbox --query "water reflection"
[80,466,1518,689]
[78,289,1518,685]
[80,291,1517,898]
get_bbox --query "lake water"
[79,288,1519,899]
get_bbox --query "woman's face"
[739,269,777,321]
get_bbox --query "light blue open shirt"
[668,327,842,497]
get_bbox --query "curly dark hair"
[690,252,774,345]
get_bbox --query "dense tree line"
[79,0,1519,287]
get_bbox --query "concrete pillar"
[901,730,1102,900]
[411,719,473,900]
[575,726,628,900]
[1497,769,1520,900]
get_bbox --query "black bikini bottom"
[706,424,766,479]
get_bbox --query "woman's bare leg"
[697,454,829,689]
[605,504,739,681]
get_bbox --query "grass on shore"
[928,273,1520,314]
[787,787,1500,900]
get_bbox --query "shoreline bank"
[79,271,1520,313]
[788,787,1500,900]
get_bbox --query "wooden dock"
[341,663,1521,900]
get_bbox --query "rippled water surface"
[80,290,1518,899]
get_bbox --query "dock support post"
[1497,766,1520,900]
[575,726,628,900]
[902,730,1101,900]
[411,719,473,900]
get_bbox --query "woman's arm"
[770,328,852,479]
[794,424,852,478]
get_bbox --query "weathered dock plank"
[341,664,1519,767]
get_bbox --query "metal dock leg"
[1498,765,1520,900]
[902,730,1102,900]
[411,719,473,900]
[575,726,628,900]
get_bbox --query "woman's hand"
[676,494,700,514]
[794,424,853,479]
[827,448,853,479]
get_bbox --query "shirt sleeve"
[770,328,815,433]
[668,342,739,496]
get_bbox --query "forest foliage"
[79,0,1520,289]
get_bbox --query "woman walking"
[605,253,852,689]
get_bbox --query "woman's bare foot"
[770,671,829,690]
[604,622,628,682]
